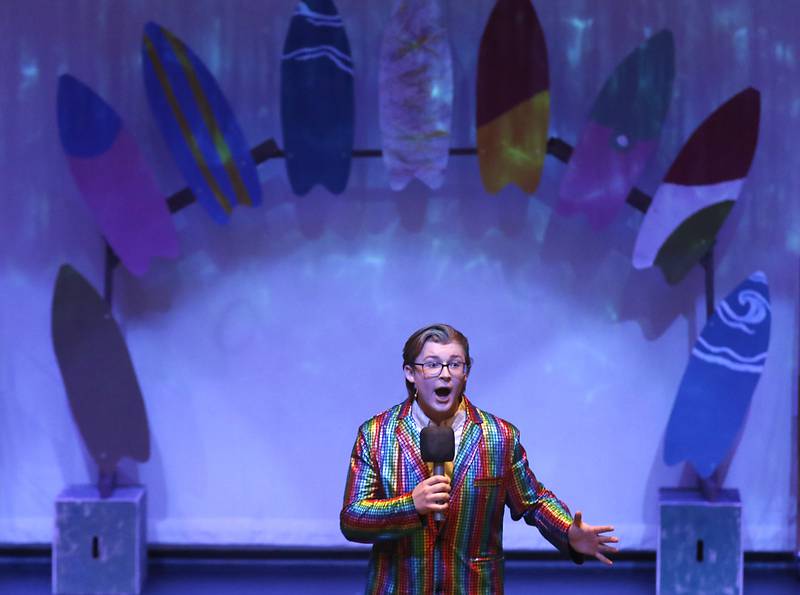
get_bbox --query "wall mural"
[51,0,766,502]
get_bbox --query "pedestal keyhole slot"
[92,536,100,560]
[696,539,704,562]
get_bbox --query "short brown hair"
[402,324,471,397]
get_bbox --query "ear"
[403,364,416,385]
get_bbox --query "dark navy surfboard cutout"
[281,0,355,195]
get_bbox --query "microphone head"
[420,425,455,462]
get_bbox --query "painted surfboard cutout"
[57,74,179,276]
[558,30,674,229]
[664,272,770,478]
[281,0,355,195]
[476,0,549,195]
[51,265,150,493]
[379,0,453,190]
[633,88,760,284]
[142,21,262,224]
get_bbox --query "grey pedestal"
[53,485,147,594]
[658,487,742,595]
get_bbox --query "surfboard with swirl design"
[142,22,262,224]
[663,272,771,478]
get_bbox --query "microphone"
[420,425,455,522]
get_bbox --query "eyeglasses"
[413,360,469,378]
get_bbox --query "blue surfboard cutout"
[664,272,771,478]
[142,22,262,224]
[281,0,355,195]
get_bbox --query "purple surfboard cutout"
[57,74,179,276]
[558,30,674,229]
[558,122,656,227]
[51,265,150,496]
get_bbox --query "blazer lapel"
[396,401,428,486]
[450,397,483,496]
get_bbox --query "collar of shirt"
[411,397,467,461]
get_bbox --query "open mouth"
[434,387,452,398]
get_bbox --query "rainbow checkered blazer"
[341,396,579,594]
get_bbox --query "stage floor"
[1,556,798,594]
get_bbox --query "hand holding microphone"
[416,425,455,521]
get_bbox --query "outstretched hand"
[567,511,619,565]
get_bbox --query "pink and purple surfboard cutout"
[558,30,674,229]
[57,74,179,276]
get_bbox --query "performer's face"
[404,340,468,423]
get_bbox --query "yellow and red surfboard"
[476,0,549,195]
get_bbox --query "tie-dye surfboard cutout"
[379,0,453,190]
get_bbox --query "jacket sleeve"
[505,425,584,564]
[340,424,423,543]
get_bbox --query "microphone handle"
[433,462,445,522]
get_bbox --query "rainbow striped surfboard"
[142,22,261,224]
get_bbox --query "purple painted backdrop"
[0,0,797,550]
